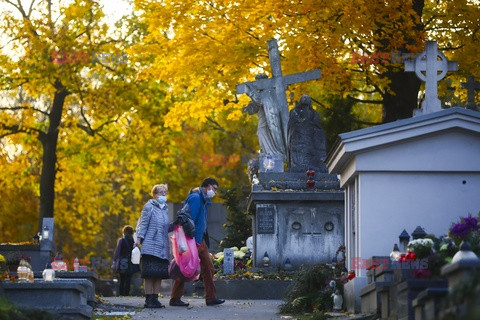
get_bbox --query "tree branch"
[0,123,46,140]
[0,106,50,116]
[347,95,384,104]
[205,116,256,154]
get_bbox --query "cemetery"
[1,1,480,320]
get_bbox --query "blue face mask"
[157,195,167,204]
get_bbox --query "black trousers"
[119,273,132,296]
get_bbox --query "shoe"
[169,300,190,307]
[206,299,225,306]
[144,294,156,308]
[152,294,166,308]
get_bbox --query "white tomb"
[326,107,480,277]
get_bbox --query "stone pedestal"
[0,244,53,272]
[247,171,343,269]
[438,258,480,319]
[360,256,391,315]
[395,279,447,320]
[412,287,448,320]
[344,276,367,313]
[3,279,93,319]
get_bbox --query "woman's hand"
[134,238,141,248]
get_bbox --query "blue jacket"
[186,188,211,244]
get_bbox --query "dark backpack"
[177,202,196,238]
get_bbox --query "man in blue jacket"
[170,177,225,307]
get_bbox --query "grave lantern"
[411,226,427,240]
[43,262,55,282]
[263,155,275,171]
[42,225,50,240]
[262,251,270,267]
[284,258,293,271]
[390,244,401,261]
[398,230,410,252]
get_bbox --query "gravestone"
[223,248,234,275]
[240,39,343,269]
[287,94,328,173]
[405,41,457,116]
[461,75,480,110]
[0,218,55,272]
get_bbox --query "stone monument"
[238,38,321,172]
[287,94,328,173]
[405,41,458,116]
[461,75,480,111]
[238,39,343,269]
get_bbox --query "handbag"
[141,256,170,279]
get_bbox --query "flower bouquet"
[408,238,434,259]
[448,214,480,258]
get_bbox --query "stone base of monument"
[192,279,292,300]
[0,244,53,272]
[52,272,98,306]
[3,279,93,319]
[247,171,343,269]
[344,277,367,313]
[395,279,447,320]
[412,287,448,320]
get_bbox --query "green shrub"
[280,264,344,315]
[218,187,252,249]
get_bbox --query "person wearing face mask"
[169,177,225,307]
[135,184,174,308]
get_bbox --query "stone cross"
[236,39,321,155]
[461,76,480,110]
[405,41,458,115]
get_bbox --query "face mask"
[206,189,216,199]
[157,195,167,204]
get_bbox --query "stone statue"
[242,74,287,160]
[287,94,328,173]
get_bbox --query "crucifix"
[237,39,321,169]
[461,76,480,111]
[405,41,458,116]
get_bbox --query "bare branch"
[347,95,384,104]
[27,0,36,18]
[0,106,50,116]
[0,123,46,140]
[205,116,256,154]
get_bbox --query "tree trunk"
[37,81,69,231]
[382,0,425,123]
[382,72,422,122]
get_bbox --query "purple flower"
[464,216,479,231]
[451,223,470,238]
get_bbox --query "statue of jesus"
[242,74,287,160]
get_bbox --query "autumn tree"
[0,0,141,239]
[133,0,479,135]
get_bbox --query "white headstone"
[405,41,458,115]
[223,248,234,275]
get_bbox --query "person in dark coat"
[113,225,138,296]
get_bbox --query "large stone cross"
[237,39,321,145]
[461,76,480,110]
[405,41,458,115]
